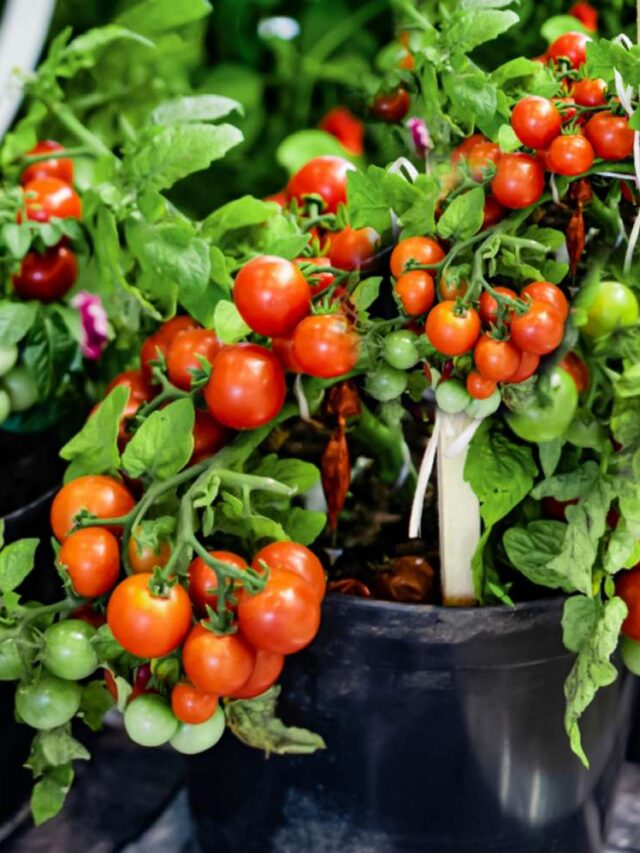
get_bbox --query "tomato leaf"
[0,538,39,592]
[225,686,326,755]
[116,0,212,34]
[562,595,599,653]
[446,8,518,53]
[284,508,327,545]
[0,301,38,346]
[503,521,574,591]
[437,187,485,242]
[531,460,600,501]
[31,764,74,827]
[79,681,115,732]
[151,94,242,125]
[122,397,195,480]
[36,728,90,767]
[23,311,77,399]
[60,386,128,482]
[277,129,358,174]
[213,300,251,344]
[201,195,280,244]
[346,166,392,234]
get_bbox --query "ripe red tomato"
[560,351,590,393]
[292,314,360,378]
[140,316,200,382]
[171,682,218,725]
[107,573,192,659]
[510,300,565,355]
[473,335,520,381]
[166,329,222,390]
[59,527,120,597]
[21,140,74,185]
[482,195,506,229]
[553,96,577,125]
[22,178,82,222]
[390,237,445,279]
[105,369,154,446]
[264,191,287,207]
[271,336,303,373]
[371,88,410,122]
[451,134,487,167]
[182,623,256,695]
[467,142,501,181]
[572,78,606,107]
[51,475,136,541]
[238,567,321,655]
[478,286,517,326]
[569,1,598,31]
[104,669,118,701]
[319,106,364,156]
[128,533,171,574]
[466,372,497,400]
[511,97,562,149]
[585,111,634,161]
[616,567,640,641]
[325,227,379,271]
[507,349,540,384]
[547,134,594,176]
[287,156,356,214]
[233,255,311,337]
[230,649,285,700]
[522,281,569,321]
[295,256,334,296]
[394,270,435,316]
[252,541,326,601]
[191,409,228,463]
[439,273,468,300]
[547,31,591,68]
[12,244,77,302]
[188,550,248,614]
[204,344,285,430]
[491,154,545,209]
[425,301,481,356]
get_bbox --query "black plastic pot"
[188,595,635,853]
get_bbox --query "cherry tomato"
[547,134,594,176]
[271,336,303,373]
[140,316,200,382]
[451,134,487,167]
[51,475,135,542]
[547,31,591,68]
[293,314,359,378]
[506,366,578,442]
[390,237,445,279]
[191,409,228,464]
[170,706,226,754]
[182,623,255,695]
[425,301,481,356]
[617,567,640,641]
[21,140,74,185]
[383,330,420,369]
[394,270,435,316]
[128,529,172,574]
[124,694,178,747]
[238,567,321,655]
[572,78,607,107]
[553,97,577,125]
[325,227,379,271]
[42,620,98,681]
[466,372,497,400]
[59,527,120,597]
[252,541,326,601]
[507,350,540,384]
[71,604,106,630]
[318,106,364,156]
[560,351,590,393]
[439,272,468,300]
[188,550,248,615]
[521,281,569,321]
[371,88,410,122]
[510,300,564,355]
[130,663,153,702]
[107,573,192,659]
[204,344,285,430]
[233,255,311,337]
[473,335,519,382]
[15,673,81,730]
[264,191,287,207]
[585,111,634,161]
[295,256,334,296]
[478,286,517,326]
[491,154,545,210]
[466,142,501,181]
[511,97,562,150]
[287,156,356,214]
[171,682,218,725]
[23,178,82,222]
[482,195,506,229]
[575,280,639,337]
[542,496,578,521]
[230,649,285,700]
[12,244,78,302]
[166,329,222,390]
[569,1,598,31]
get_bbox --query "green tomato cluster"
[435,379,501,420]
[124,694,226,754]
[0,345,39,423]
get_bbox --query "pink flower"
[407,118,431,158]
[71,291,109,360]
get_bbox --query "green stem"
[45,101,113,158]
[21,146,93,165]
[352,403,411,486]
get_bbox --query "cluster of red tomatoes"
[48,473,325,747]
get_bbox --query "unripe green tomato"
[170,706,226,755]
[2,366,38,411]
[465,388,502,419]
[435,379,471,414]
[0,390,10,425]
[365,365,408,402]
[576,280,639,338]
[383,331,420,370]
[124,694,179,747]
[42,620,98,681]
[15,673,82,729]
[0,628,35,680]
[622,636,640,676]
[0,345,18,377]
[505,367,578,444]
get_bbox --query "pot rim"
[325,591,566,617]
[2,483,58,526]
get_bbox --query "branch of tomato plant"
[20,146,93,165]
[41,99,113,159]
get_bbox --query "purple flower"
[71,291,109,360]
[407,118,431,158]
